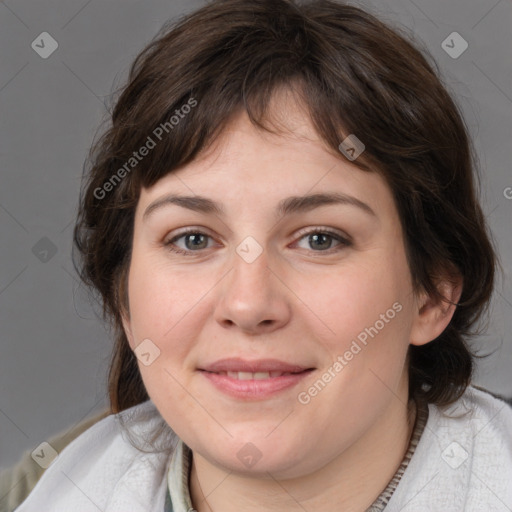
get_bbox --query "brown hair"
[73,0,497,414]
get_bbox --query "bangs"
[97,1,440,200]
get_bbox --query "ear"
[410,273,463,347]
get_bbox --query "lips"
[198,358,314,399]
[199,357,311,374]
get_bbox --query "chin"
[196,436,310,478]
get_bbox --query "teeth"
[223,371,290,380]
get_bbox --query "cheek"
[127,253,198,336]
[125,252,221,375]
[302,257,414,400]
[304,264,405,344]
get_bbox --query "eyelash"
[163,227,352,256]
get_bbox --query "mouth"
[198,358,315,400]
[204,370,309,380]
[199,357,313,374]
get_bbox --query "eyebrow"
[142,192,377,222]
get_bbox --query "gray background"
[0,0,511,472]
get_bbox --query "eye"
[294,228,352,253]
[163,227,352,256]
[163,229,215,255]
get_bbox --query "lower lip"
[199,370,313,400]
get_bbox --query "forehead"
[136,94,395,221]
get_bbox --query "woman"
[14,0,512,510]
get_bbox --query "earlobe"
[410,276,463,347]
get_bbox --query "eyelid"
[164,226,215,240]
[293,226,352,244]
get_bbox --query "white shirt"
[14,385,512,511]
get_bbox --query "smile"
[198,361,314,400]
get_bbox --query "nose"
[213,243,292,335]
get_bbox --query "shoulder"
[432,384,512,437]
[387,385,512,512]
[1,408,110,512]
[14,400,177,512]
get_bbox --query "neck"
[190,390,417,512]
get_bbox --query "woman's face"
[122,98,426,479]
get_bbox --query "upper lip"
[199,358,312,373]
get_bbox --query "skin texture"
[122,90,461,511]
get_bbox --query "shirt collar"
[166,439,194,512]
